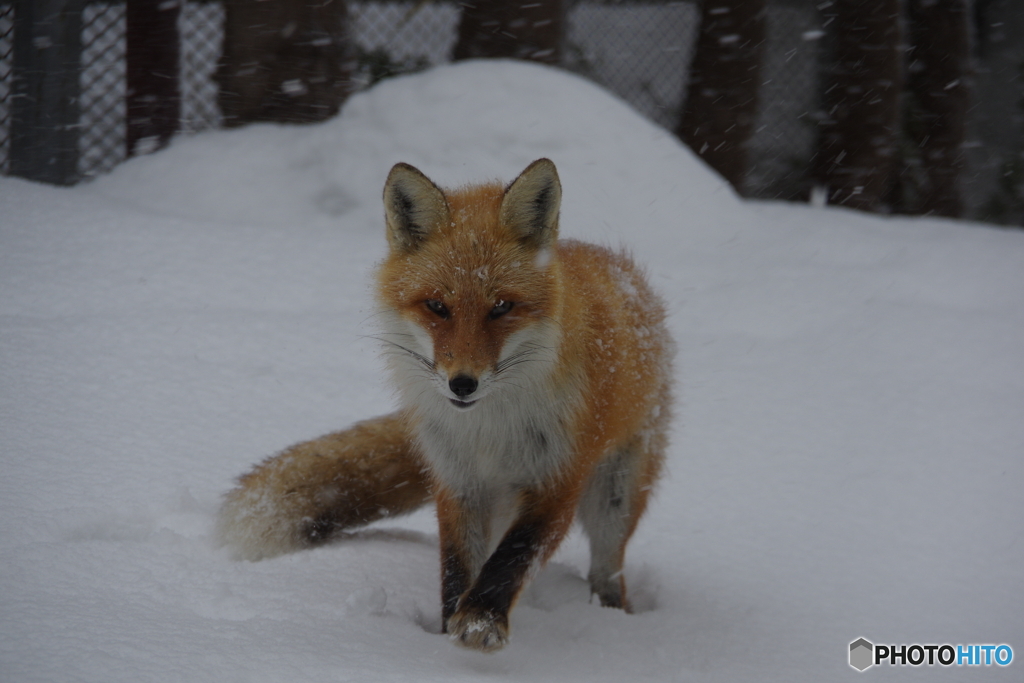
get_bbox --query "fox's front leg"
[446,490,576,653]
[436,489,493,629]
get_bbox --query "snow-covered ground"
[2,60,1021,682]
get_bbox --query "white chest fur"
[413,383,575,495]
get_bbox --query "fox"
[217,158,674,652]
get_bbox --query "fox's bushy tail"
[216,411,431,560]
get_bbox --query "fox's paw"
[593,585,632,612]
[589,573,632,613]
[446,609,509,653]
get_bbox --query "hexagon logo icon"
[850,638,874,671]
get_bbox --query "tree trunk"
[814,0,904,212]
[452,0,566,65]
[126,0,181,156]
[906,0,970,217]
[216,0,354,127]
[676,0,767,193]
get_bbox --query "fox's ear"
[383,163,450,252]
[501,158,561,250]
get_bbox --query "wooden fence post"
[126,0,181,156]
[10,0,82,185]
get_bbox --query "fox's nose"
[449,374,478,398]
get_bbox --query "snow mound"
[90,59,740,243]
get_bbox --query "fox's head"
[375,159,564,412]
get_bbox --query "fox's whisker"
[372,335,436,371]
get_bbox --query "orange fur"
[217,412,430,560]
[217,159,674,653]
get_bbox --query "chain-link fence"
[0,1,768,180]
[179,1,222,133]
[74,2,223,176]
[80,3,125,176]
[0,1,1020,223]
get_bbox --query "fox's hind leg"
[577,400,669,610]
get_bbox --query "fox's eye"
[488,300,514,319]
[424,299,449,318]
